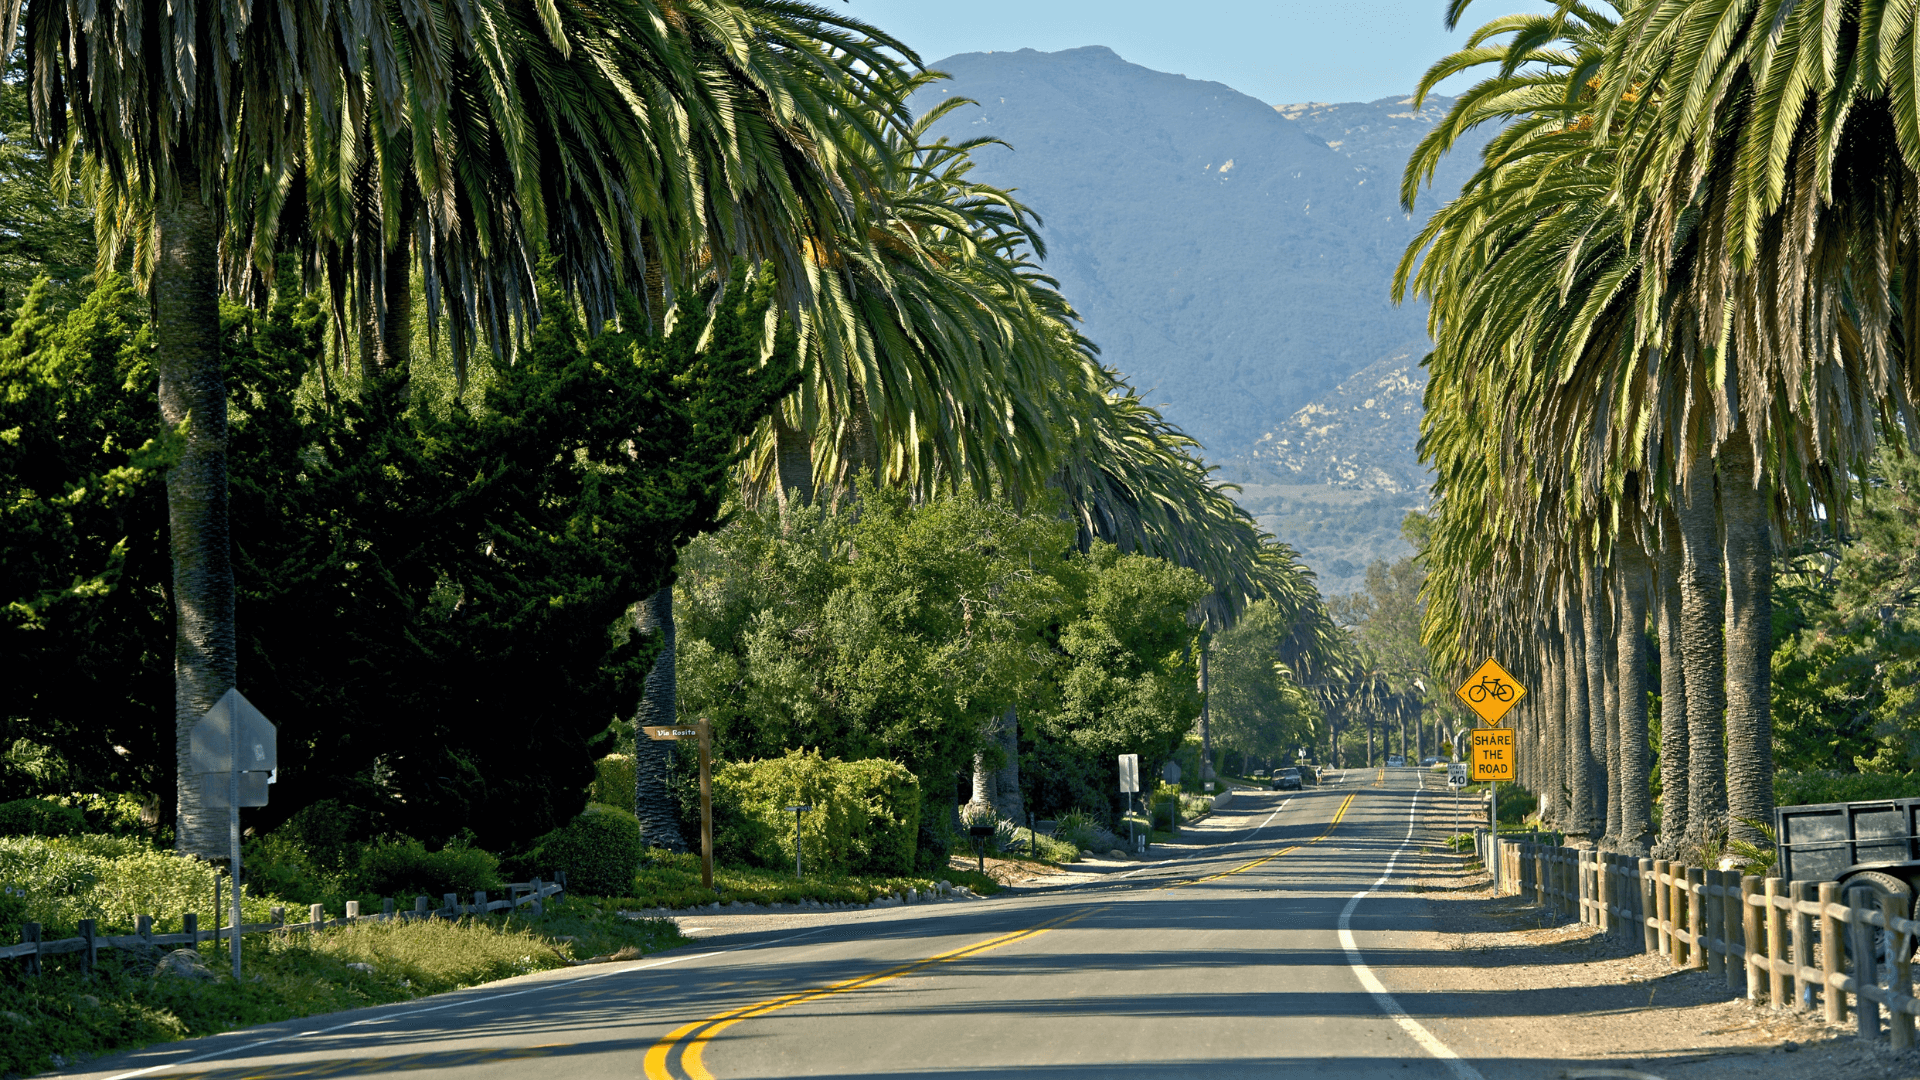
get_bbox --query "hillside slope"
[916,46,1475,591]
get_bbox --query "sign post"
[644,721,713,890]
[1455,658,1525,892]
[189,689,276,981]
[784,805,813,877]
[1118,754,1140,851]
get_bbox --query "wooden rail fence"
[1488,837,1920,1048]
[2,872,566,975]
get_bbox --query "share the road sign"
[1468,727,1515,781]
[1456,657,1526,726]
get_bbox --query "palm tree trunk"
[1604,573,1623,847]
[775,413,815,511]
[376,234,413,388]
[1538,619,1564,829]
[632,585,689,852]
[1678,453,1727,844]
[161,165,235,860]
[1615,540,1654,855]
[1720,431,1774,847]
[1582,560,1611,843]
[1654,509,1690,857]
[1563,591,1599,839]
[993,705,1023,821]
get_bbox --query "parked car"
[1421,756,1441,767]
[1270,767,1303,791]
[1386,755,1406,767]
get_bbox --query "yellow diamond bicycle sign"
[1456,657,1526,726]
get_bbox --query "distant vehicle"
[1271,768,1303,791]
[1386,755,1406,767]
[1421,756,1441,767]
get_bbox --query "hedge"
[1776,770,1920,807]
[518,804,644,897]
[0,798,87,837]
[592,754,636,810]
[710,750,920,877]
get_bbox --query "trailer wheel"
[1842,872,1915,989]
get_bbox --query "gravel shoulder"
[1393,810,1920,1079]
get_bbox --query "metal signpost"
[1118,753,1140,851]
[784,805,813,877]
[1454,658,1526,891]
[644,720,713,889]
[189,688,276,981]
[1446,763,1469,835]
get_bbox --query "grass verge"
[603,850,1000,909]
[0,897,683,1078]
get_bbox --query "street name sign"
[642,721,715,888]
[1455,657,1526,726]
[1468,727,1515,781]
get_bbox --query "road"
[66,769,1584,1080]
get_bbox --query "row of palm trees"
[5,0,1348,854]
[1401,0,1920,857]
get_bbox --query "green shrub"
[1776,770,1920,806]
[519,804,643,897]
[357,838,504,899]
[0,797,86,837]
[710,750,921,877]
[592,754,637,809]
[0,835,228,935]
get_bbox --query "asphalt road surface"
[63,769,1579,1080]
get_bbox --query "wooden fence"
[1,873,566,976]
[1489,837,1920,1048]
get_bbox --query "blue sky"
[841,0,1557,105]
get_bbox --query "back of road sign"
[1118,753,1140,793]
[190,688,276,775]
[1468,728,1515,782]
[1447,763,1469,788]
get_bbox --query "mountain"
[916,46,1484,593]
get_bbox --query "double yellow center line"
[643,908,1098,1080]
[646,788,1363,1078]
[1167,791,1356,888]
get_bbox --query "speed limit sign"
[1446,763,1469,788]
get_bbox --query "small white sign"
[1118,753,1140,793]
[1447,763,1469,789]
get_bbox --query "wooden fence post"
[1725,873,1746,992]
[414,896,430,919]
[1765,877,1788,1008]
[310,903,325,932]
[1639,859,1659,954]
[1596,853,1612,934]
[346,900,360,923]
[136,915,153,959]
[1853,889,1882,1040]
[529,877,544,917]
[1820,881,1846,1023]
[22,921,40,976]
[1743,875,1765,1001]
[383,898,395,921]
[1879,890,1914,1051]
[1703,871,1725,976]
[1789,880,1814,1010]
[1670,864,1689,967]
[1653,860,1672,958]
[1688,867,1708,971]
[1534,843,1546,908]
[81,918,97,974]
[442,893,458,918]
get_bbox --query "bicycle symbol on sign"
[1464,674,1514,705]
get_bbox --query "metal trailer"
[1775,797,1920,917]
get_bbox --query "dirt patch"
[948,853,1071,886]
[1403,825,1920,1078]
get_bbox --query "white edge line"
[98,927,834,1080]
[1337,786,1486,1080]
